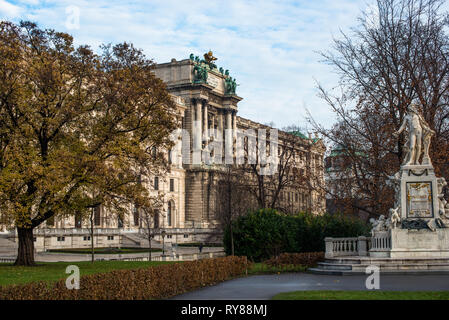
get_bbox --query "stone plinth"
[389,228,449,258]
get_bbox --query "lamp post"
[161,230,166,257]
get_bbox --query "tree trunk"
[14,227,36,266]
[91,209,94,263]
[148,233,152,261]
[230,222,234,256]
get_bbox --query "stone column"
[232,110,237,142]
[211,114,215,138]
[203,104,208,141]
[225,110,233,163]
[325,237,334,258]
[218,111,224,140]
[357,236,368,256]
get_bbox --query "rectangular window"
[154,177,159,190]
[57,236,65,242]
[170,179,174,192]
[107,236,114,241]
[94,206,101,226]
[83,236,91,241]
[184,234,189,238]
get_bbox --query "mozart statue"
[393,103,435,166]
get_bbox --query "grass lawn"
[248,263,307,275]
[272,290,449,300]
[47,247,161,254]
[0,260,176,286]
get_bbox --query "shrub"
[264,252,324,268]
[0,256,248,300]
[223,209,370,261]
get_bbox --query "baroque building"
[0,54,326,251]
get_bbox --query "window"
[107,236,114,241]
[151,146,157,160]
[167,235,172,239]
[154,210,160,229]
[57,236,65,242]
[133,205,139,226]
[184,234,189,238]
[154,177,159,190]
[167,201,173,227]
[83,236,91,241]
[118,216,123,228]
[170,179,174,192]
[168,150,172,164]
[94,206,101,226]
[75,213,82,228]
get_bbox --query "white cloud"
[0,0,22,18]
[0,0,379,129]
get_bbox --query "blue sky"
[0,0,376,130]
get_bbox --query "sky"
[0,0,377,131]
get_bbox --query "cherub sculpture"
[388,207,401,229]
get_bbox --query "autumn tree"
[0,21,177,265]
[309,0,449,217]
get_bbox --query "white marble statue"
[393,103,435,166]
[388,207,401,229]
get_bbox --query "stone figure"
[370,215,388,235]
[193,64,208,83]
[388,207,401,229]
[204,50,217,65]
[393,103,435,166]
[437,178,447,215]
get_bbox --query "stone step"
[311,258,449,275]
[317,262,353,271]
[326,257,449,265]
[308,267,449,276]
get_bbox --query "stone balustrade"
[370,231,391,251]
[324,236,370,258]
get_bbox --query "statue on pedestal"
[393,103,435,166]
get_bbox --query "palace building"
[0,54,326,252]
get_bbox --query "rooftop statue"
[204,50,217,64]
[393,103,435,166]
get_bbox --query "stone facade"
[0,56,326,252]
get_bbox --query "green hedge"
[223,209,370,261]
[0,256,248,300]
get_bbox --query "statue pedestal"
[370,228,449,258]
[398,164,440,222]
[369,162,449,259]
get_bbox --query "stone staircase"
[309,256,449,275]
[121,233,166,249]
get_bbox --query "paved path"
[172,273,449,300]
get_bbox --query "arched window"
[133,205,139,226]
[167,201,174,227]
[154,210,159,229]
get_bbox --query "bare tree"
[309,0,449,217]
